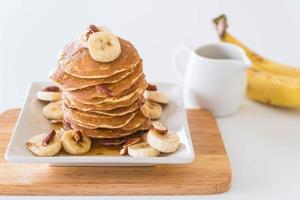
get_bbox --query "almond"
[146,83,157,91]
[119,147,127,156]
[137,98,145,106]
[120,137,143,156]
[72,130,83,142]
[95,84,113,97]
[63,122,73,131]
[89,24,99,32]
[42,86,60,92]
[43,130,56,146]
[85,24,100,40]
[123,137,144,148]
[151,121,168,134]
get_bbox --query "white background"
[1,0,300,111]
[1,0,300,199]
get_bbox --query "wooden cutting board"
[0,108,231,195]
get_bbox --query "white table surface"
[1,0,300,199]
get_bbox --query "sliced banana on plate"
[144,91,170,104]
[128,142,160,158]
[26,130,61,156]
[88,31,121,63]
[145,100,162,120]
[43,100,63,120]
[37,86,61,101]
[147,122,180,153]
[61,130,91,155]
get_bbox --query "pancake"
[49,61,141,91]
[66,119,151,139]
[91,131,147,146]
[54,29,150,143]
[63,86,144,110]
[64,76,147,106]
[65,107,148,130]
[67,70,144,100]
[63,106,142,129]
[59,38,140,78]
[64,95,143,115]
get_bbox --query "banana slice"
[26,131,62,156]
[144,91,170,104]
[37,86,61,102]
[61,130,91,155]
[145,100,162,120]
[147,129,180,153]
[127,142,160,158]
[79,25,111,47]
[37,91,61,101]
[87,31,121,62]
[42,100,63,120]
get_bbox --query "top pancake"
[58,38,140,78]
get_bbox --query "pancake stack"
[50,35,151,146]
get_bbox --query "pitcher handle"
[173,46,192,81]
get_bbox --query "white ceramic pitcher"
[173,43,251,117]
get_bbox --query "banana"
[26,131,62,156]
[144,91,170,104]
[247,68,300,108]
[61,130,91,155]
[79,25,111,48]
[213,14,300,108]
[147,128,180,153]
[37,86,61,102]
[145,100,162,120]
[127,142,160,158]
[120,137,144,156]
[213,14,300,79]
[43,100,63,120]
[37,91,61,101]
[87,31,121,62]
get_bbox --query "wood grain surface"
[0,108,231,195]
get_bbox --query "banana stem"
[213,14,228,38]
[212,14,262,63]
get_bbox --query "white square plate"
[5,81,195,166]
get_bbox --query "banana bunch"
[213,15,300,108]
